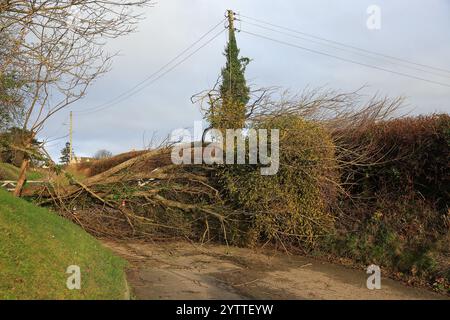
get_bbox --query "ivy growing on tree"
[214,17,250,129]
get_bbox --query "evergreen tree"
[60,142,71,165]
[213,12,250,129]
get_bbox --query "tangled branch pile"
[38,127,337,248]
[34,89,408,251]
[38,148,234,241]
[35,92,372,248]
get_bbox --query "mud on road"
[102,240,446,300]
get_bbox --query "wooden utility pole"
[69,111,73,163]
[227,10,234,37]
[227,10,234,98]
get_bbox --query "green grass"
[0,162,43,181]
[0,188,127,299]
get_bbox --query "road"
[103,240,447,300]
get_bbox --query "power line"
[77,29,226,116]
[75,19,226,115]
[239,29,450,88]
[43,114,68,140]
[43,138,68,149]
[43,133,69,144]
[239,13,450,76]
[239,18,450,80]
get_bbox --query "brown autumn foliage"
[338,113,450,208]
[326,114,450,292]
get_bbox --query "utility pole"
[69,111,73,163]
[227,9,235,37]
[226,10,234,98]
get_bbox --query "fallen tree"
[26,88,449,292]
[33,122,339,248]
[33,89,404,249]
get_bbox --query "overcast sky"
[41,0,450,160]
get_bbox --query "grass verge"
[0,188,127,299]
[0,162,43,181]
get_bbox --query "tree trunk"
[13,152,30,197]
[13,130,35,197]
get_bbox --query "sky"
[40,0,450,160]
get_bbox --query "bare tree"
[0,0,152,196]
[0,29,26,131]
[94,149,113,159]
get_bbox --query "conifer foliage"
[60,142,71,165]
[213,11,250,129]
